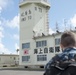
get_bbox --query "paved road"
[0,70,44,75]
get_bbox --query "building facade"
[0,54,19,67]
[19,0,63,68]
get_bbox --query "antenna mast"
[56,22,59,33]
[64,19,67,31]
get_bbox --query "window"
[36,41,41,47]
[42,40,47,47]
[39,8,42,12]
[22,43,30,49]
[55,38,60,45]
[55,46,60,52]
[36,42,38,47]
[35,7,37,10]
[22,56,30,62]
[38,41,41,47]
[37,55,47,61]
[36,40,47,47]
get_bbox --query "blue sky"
[49,0,76,32]
[0,0,76,54]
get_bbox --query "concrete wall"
[0,54,19,67]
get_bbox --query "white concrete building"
[0,54,19,67]
[19,0,76,68]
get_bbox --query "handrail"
[19,0,48,3]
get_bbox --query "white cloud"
[0,0,14,16]
[49,28,55,35]
[0,0,8,8]
[0,0,13,9]
[0,0,18,54]
[0,7,2,14]
[0,20,1,25]
[3,14,19,29]
[0,26,4,42]
[0,43,11,54]
[0,32,3,42]
[56,17,76,32]
[0,27,13,54]
[15,43,19,50]
[0,12,19,54]
[70,14,76,27]
[13,34,19,40]
[0,0,14,15]
[0,26,10,54]
[0,26,4,31]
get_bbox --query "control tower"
[19,0,50,38]
[19,0,50,66]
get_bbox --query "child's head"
[60,31,76,49]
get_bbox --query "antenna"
[64,19,67,31]
[56,22,59,33]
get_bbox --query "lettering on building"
[34,47,57,54]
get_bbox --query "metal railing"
[19,0,48,3]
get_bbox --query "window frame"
[36,40,47,48]
[22,43,30,49]
[55,38,60,45]
[37,55,47,61]
[22,56,30,62]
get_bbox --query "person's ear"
[60,44,64,50]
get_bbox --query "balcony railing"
[19,0,48,3]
